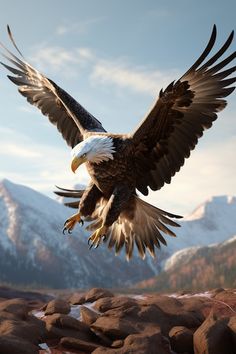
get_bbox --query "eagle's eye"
[82,153,87,158]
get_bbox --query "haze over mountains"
[0,178,235,289]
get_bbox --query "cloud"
[29,39,178,95]
[90,60,179,95]
[0,127,89,195]
[0,143,42,158]
[55,17,105,36]
[30,46,79,74]
[30,45,94,77]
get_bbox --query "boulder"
[0,299,29,319]
[44,313,97,344]
[45,313,91,333]
[60,336,103,352]
[0,335,39,354]
[169,326,194,354]
[80,305,100,325]
[84,288,114,303]
[94,296,137,313]
[92,316,139,340]
[194,312,233,354]
[46,323,95,343]
[93,295,202,340]
[69,292,86,305]
[44,299,70,315]
[92,328,172,354]
[228,316,236,348]
[111,339,124,348]
[0,319,43,344]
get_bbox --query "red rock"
[69,292,86,305]
[0,310,20,322]
[84,288,114,303]
[94,296,137,313]
[45,313,91,333]
[92,316,139,340]
[93,295,202,340]
[194,313,233,354]
[80,305,100,325]
[111,339,124,348]
[92,328,172,354]
[169,326,194,354]
[0,319,44,344]
[228,316,236,348]
[0,334,39,354]
[0,298,29,319]
[44,313,98,344]
[44,299,70,315]
[213,289,236,303]
[46,323,95,343]
[180,295,211,316]
[60,336,103,352]
[140,294,183,312]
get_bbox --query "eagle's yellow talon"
[88,225,107,249]
[63,212,83,234]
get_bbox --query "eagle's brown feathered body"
[1,25,235,259]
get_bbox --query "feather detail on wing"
[86,196,182,260]
[54,186,85,208]
[1,26,105,147]
[132,25,236,195]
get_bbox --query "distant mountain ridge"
[136,234,236,292]
[0,178,236,289]
[0,179,154,288]
[163,195,236,255]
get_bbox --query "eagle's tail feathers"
[94,196,182,260]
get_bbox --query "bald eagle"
[1,26,235,260]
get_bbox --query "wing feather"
[132,26,235,194]
[1,27,106,147]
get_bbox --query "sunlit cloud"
[0,143,42,158]
[30,41,179,96]
[90,59,179,95]
[30,46,94,78]
[30,47,79,74]
[0,127,89,195]
[55,17,105,36]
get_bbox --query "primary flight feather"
[1,25,235,260]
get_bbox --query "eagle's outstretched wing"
[1,26,105,148]
[132,25,236,195]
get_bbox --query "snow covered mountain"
[136,234,236,292]
[0,179,154,288]
[164,195,236,257]
[0,179,235,289]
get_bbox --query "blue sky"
[0,0,235,214]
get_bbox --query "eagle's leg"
[88,225,108,249]
[63,182,102,235]
[63,212,83,234]
[88,185,132,248]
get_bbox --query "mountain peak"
[0,178,155,288]
[186,195,236,221]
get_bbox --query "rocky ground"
[0,287,235,353]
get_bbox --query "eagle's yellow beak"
[71,156,86,173]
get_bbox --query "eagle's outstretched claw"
[63,212,84,235]
[88,225,107,249]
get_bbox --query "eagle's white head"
[70,135,115,173]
